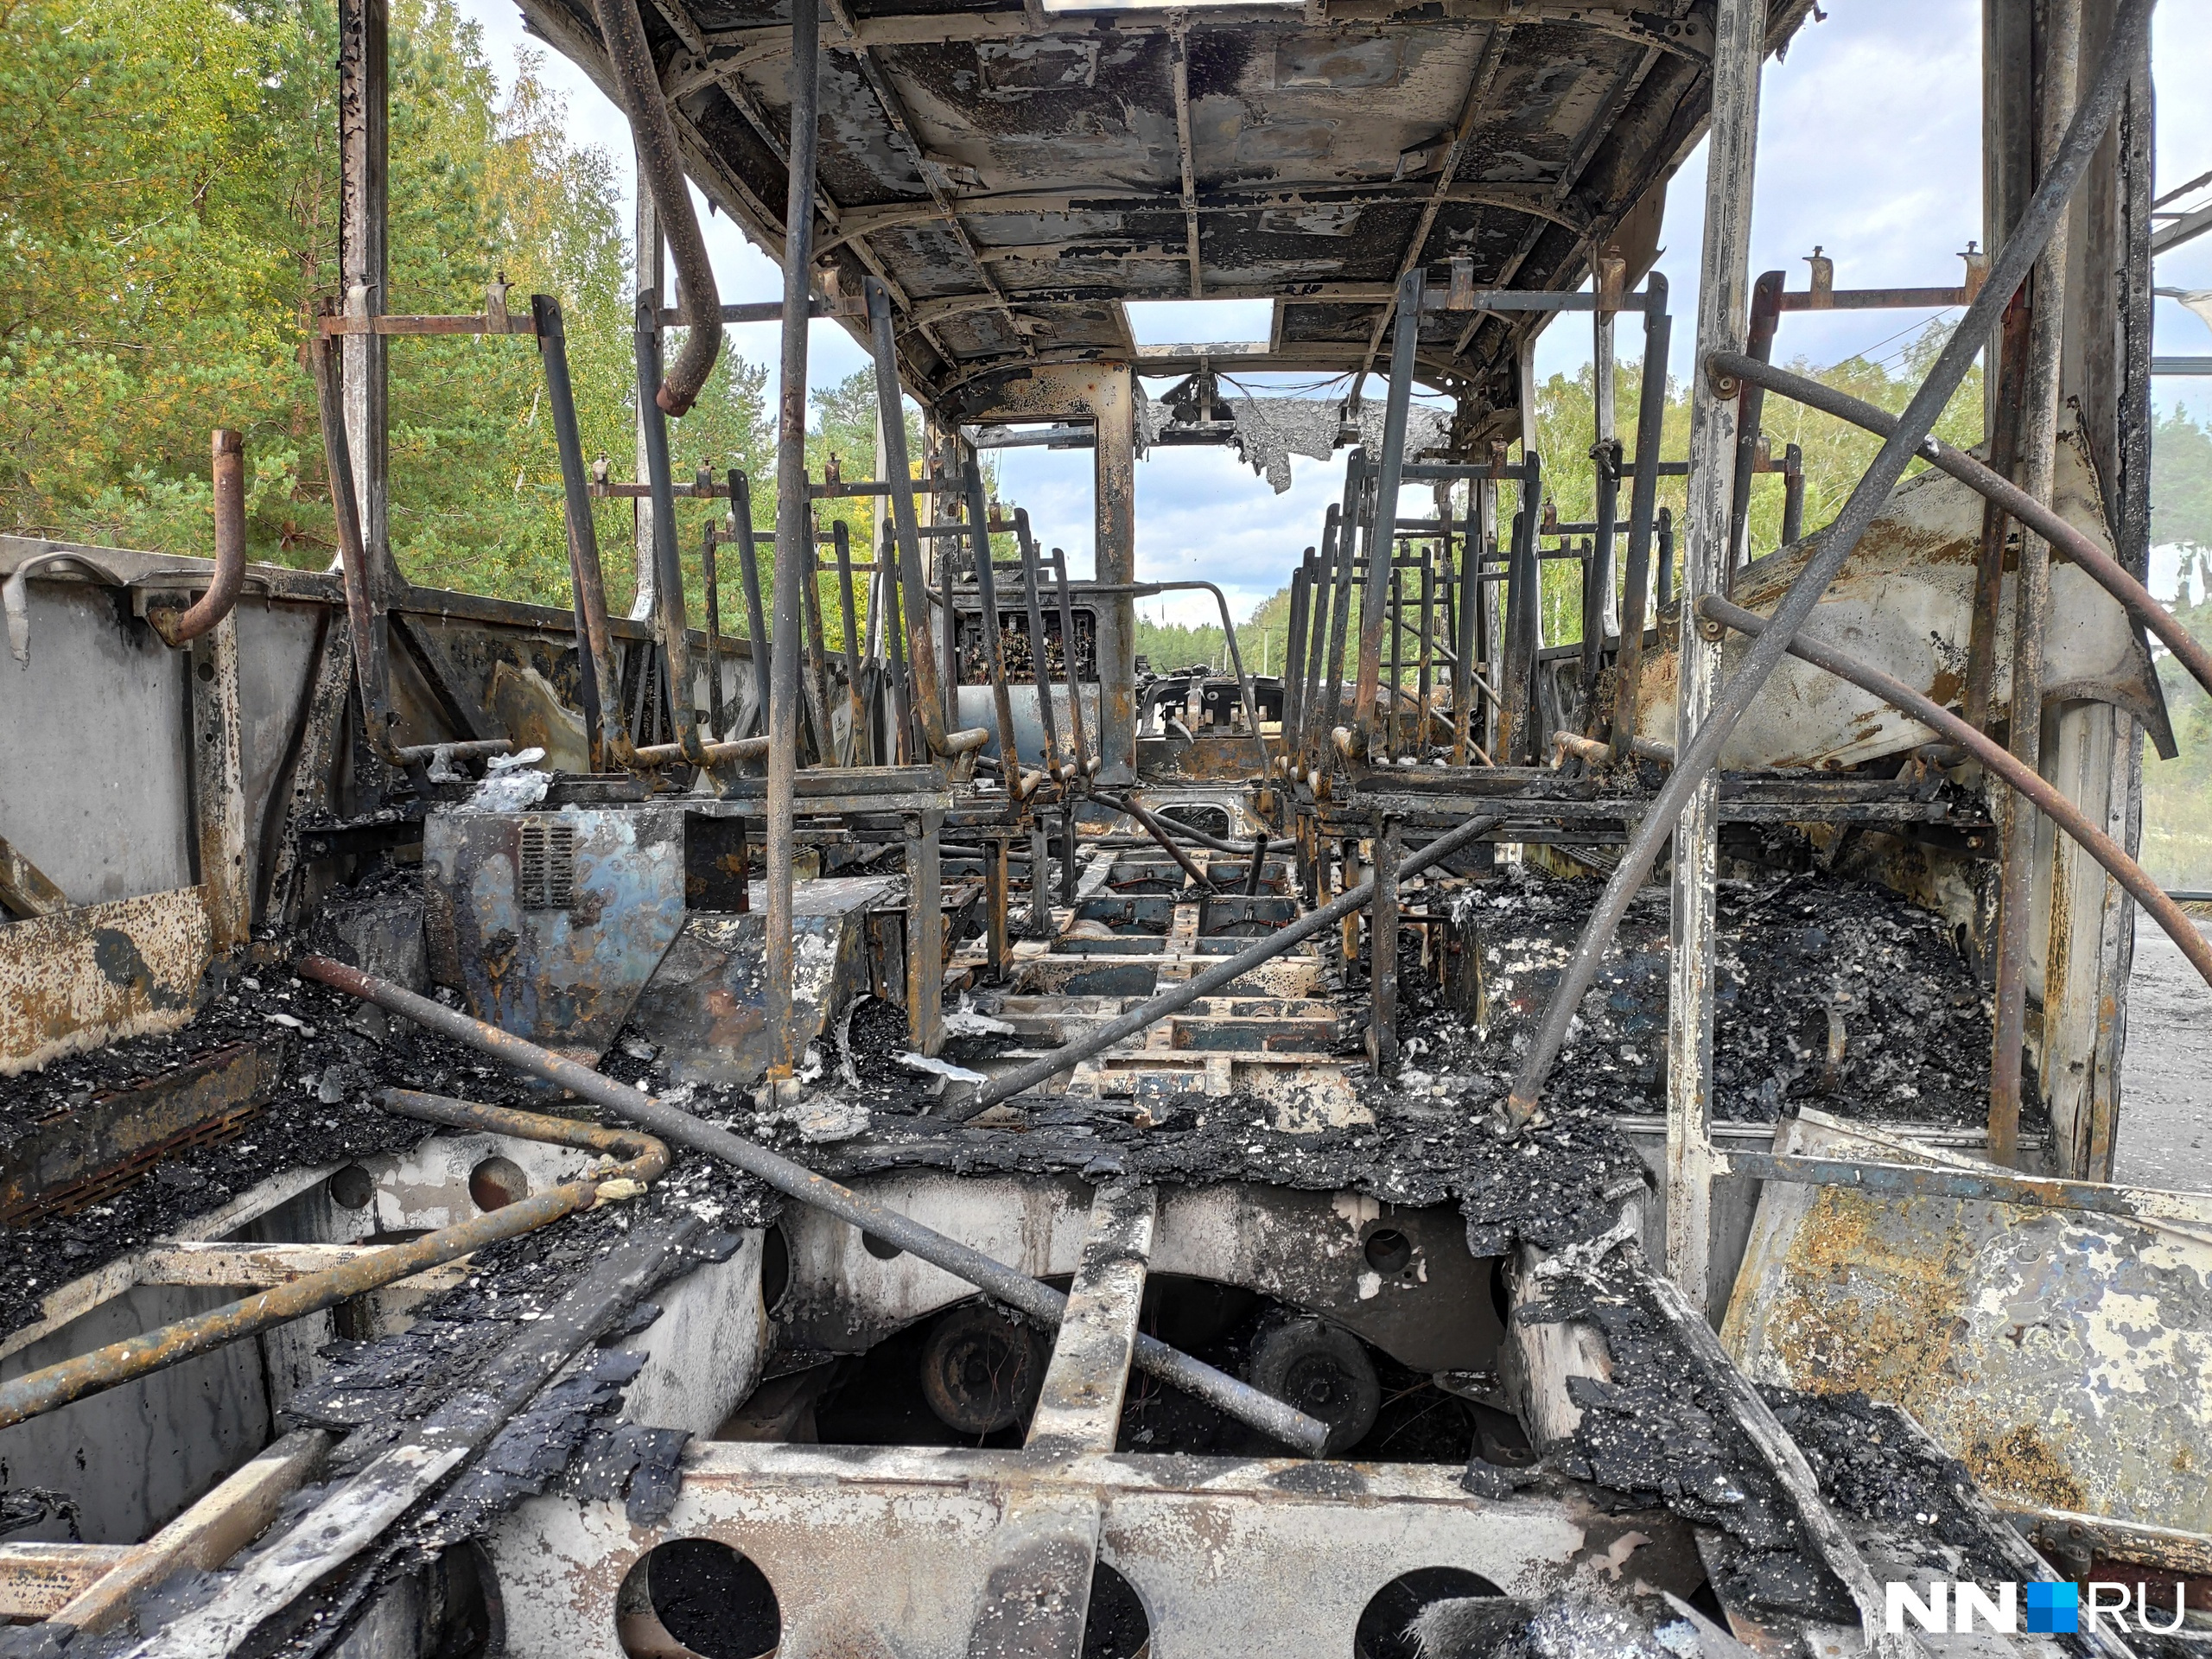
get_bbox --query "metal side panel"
[1721,1109,2212,1535]
[423,806,688,1063]
[0,887,213,1075]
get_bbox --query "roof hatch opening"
[1123,298,1274,349]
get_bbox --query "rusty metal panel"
[0,887,213,1076]
[1722,1109,2212,1535]
[422,806,688,1061]
[0,1041,282,1225]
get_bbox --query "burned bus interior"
[2,0,2209,1654]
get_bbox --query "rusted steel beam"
[537,296,627,768]
[310,332,398,761]
[0,1110,662,1429]
[295,957,1332,1457]
[1494,0,2155,1137]
[44,1429,331,1636]
[1027,1183,1156,1452]
[1700,594,2212,990]
[590,0,718,412]
[0,830,67,919]
[1012,511,1061,778]
[832,519,868,763]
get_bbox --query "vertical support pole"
[1665,0,1763,1316]
[800,511,838,766]
[1351,270,1423,754]
[1592,277,1622,656]
[1990,0,2082,1169]
[632,169,664,621]
[1779,444,1806,544]
[1612,283,1671,756]
[766,0,819,1082]
[1299,509,1339,779]
[881,530,913,763]
[1059,801,1078,908]
[1092,367,1139,783]
[1052,544,1090,775]
[336,0,391,597]
[188,616,250,951]
[1416,543,1437,756]
[537,296,625,770]
[984,836,1010,981]
[833,520,867,764]
[1281,556,1312,767]
[906,810,944,1055]
[1474,476,1498,761]
[633,303,702,762]
[1384,563,1404,760]
[1370,817,1400,1077]
[1029,823,1053,938]
[730,470,772,738]
[1316,459,1364,773]
[1339,837,1363,966]
[1452,484,1480,764]
[1014,511,1060,773]
[963,458,1023,782]
[702,503,727,741]
[1498,455,1543,764]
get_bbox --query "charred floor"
[3,0,2210,1653]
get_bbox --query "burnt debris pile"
[1402,868,1993,1127]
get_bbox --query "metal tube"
[1707,350,2212,702]
[1779,443,1806,544]
[1494,0,2157,1135]
[1351,270,1424,753]
[702,517,727,739]
[295,957,1331,1458]
[800,510,837,766]
[1726,270,1786,573]
[833,520,867,764]
[970,813,1501,1109]
[1611,286,1671,761]
[168,430,247,644]
[633,734,771,767]
[588,0,719,413]
[730,470,773,735]
[1315,461,1364,779]
[884,528,913,762]
[1416,547,1437,755]
[536,296,627,769]
[1086,791,1249,856]
[1281,557,1312,766]
[0,1101,665,1432]
[1107,792,1217,891]
[1051,544,1091,775]
[1384,563,1403,760]
[1452,484,1479,763]
[1154,580,1270,773]
[634,299,705,764]
[1243,831,1269,896]
[310,333,397,760]
[1499,457,1543,763]
[1700,594,2212,988]
[963,461,1029,791]
[1299,507,1339,778]
[866,281,982,760]
[1965,290,2034,728]
[1013,510,1061,774]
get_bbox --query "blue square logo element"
[2025,1580,2079,1634]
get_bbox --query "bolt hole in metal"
[327,1163,377,1209]
[1362,1226,1413,1276]
[1355,1567,1507,1659]
[467,1154,530,1211]
[617,1539,781,1659]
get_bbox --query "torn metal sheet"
[423,806,689,1062]
[1631,433,2174,766]
[0,887,212,1076]
[1722,1108,2212,1535]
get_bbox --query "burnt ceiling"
[518,0,1814,426]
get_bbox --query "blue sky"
[467,0,2212,619]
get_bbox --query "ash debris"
[1414,868,1996,1128]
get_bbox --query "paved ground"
[2113,911,2212,1193]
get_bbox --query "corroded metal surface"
[423,805,689,1061]
[1723,1109,2212,1535]
[0,1041,282,1226]
[489,1441,1608,1659]
[0,887,212,1076]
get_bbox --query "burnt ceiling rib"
[515,0,1814,426]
